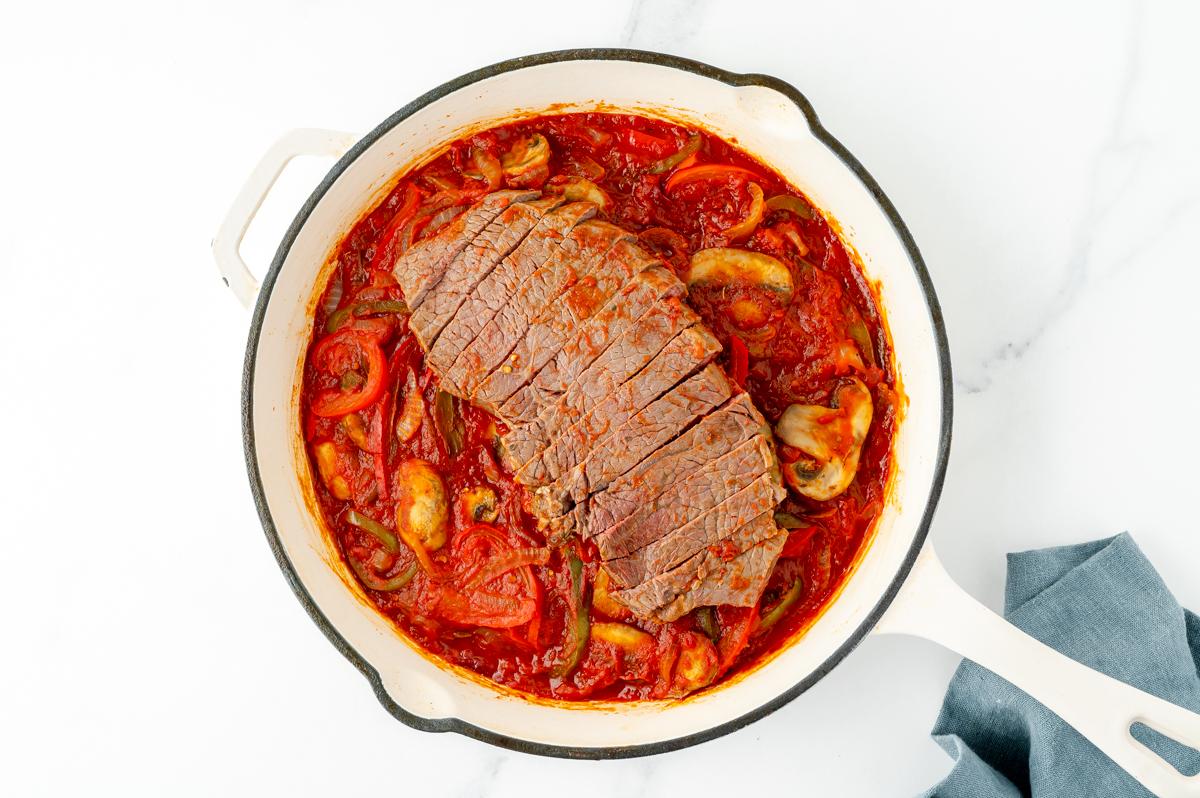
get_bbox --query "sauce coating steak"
[394,190,787,619]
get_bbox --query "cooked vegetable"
[847,318,877,369]
[310,329,389,418]
[349,558,418,592]
[685,248,794,302]
[544,177,613,212]
[394,369,423,442]
[673,632,719,692]
[694,606,720,644]
[591,622,654,651]
[325,299,409,334]
[312,442,351,500]
[341,412,369,449]
[729,335,749,387]
[591,567,631,620]
[464,547,550,590]
[637,227,690,272]
[648,130,702,174]
[344,509,402,554]
[395,459,449,572]
[368,184,422,271]
[722,182,764,241]
[665,163,761,193]
[776,378,874,501]
[500,133,551,177]
[465,147,503,191]
[773,512,806,529]
[433,390,465,457]
[757,578,802,632]
[764,193,815,221]
[552,554,590,678]
[460,485,499,523]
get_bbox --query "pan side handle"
[212,128,359,311]
[876,541,1200,798]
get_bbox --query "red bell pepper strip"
[665,163,761,194]
[310,330,389,418]
[729,335,749,387]
[369,184,422,272]
[779,525,820,558]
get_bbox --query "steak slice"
[533,364,733,530]
[608,513,784,618]
[592,435,780,560]
[652,531,788,622]
[446,220,633,399]
[473,240,663,412]
[513,324,721,486]
[427,201,597,389]
[393,189,538,310]
[580,392,767,536]
[498,266,686,426]
[408,196,563,352]
[497,296,697,473]
[603,474,786,588]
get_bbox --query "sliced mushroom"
[775,378,873,501]
[544,177,612,212]
[500,133,551,177]
[395,459,449,560]
[459,485,499,524]
[685,248,794,304]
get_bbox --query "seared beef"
[582,392,767,535]
[608,513,784,618]
[602,474,787,588]
[498,295,698,475]
[446,220,633,402]
[473,239,663,411]
[499,266,686,426]
[515,324,722,486]
[409,196,563,353]
[532,364,733,528]
[592,436,780,560]
[391,190,789,620]
[393,190,538,310]
[429,202,598,394]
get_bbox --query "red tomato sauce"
[302,113,897,701]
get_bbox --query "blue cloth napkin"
[921,533,1200,797]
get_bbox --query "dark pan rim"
[240,47,954,760]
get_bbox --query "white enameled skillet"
[214,50,1200,796]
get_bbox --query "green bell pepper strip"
[552,554,591,678]
[344,509,401,554]
[695,606,721,645]
[764,194,815,221]
[648,131,702,175]
[349,558,418,592]
[757,578,803,633]
[326,299,410,334]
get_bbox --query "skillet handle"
[212,128,358,311]
[875,541,1200,797]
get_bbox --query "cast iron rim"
[240,47,954,760]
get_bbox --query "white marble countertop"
[3,1,1198,794]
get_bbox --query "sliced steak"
[393,189,538,309]
[592,435,779,560]
[513,324,721,486]
[446,220,633,400]
[581,392,767,535]
[499,296,698,474]
[473,239,663,411]
[603,475,786,588]
[532,364,732,528]
[499,266,686,426]
[609,513,783,617]
[652,531,787,622]
[408,196,563,352]
[427,201,597,391]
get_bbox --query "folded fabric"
[920,533,1200,797]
